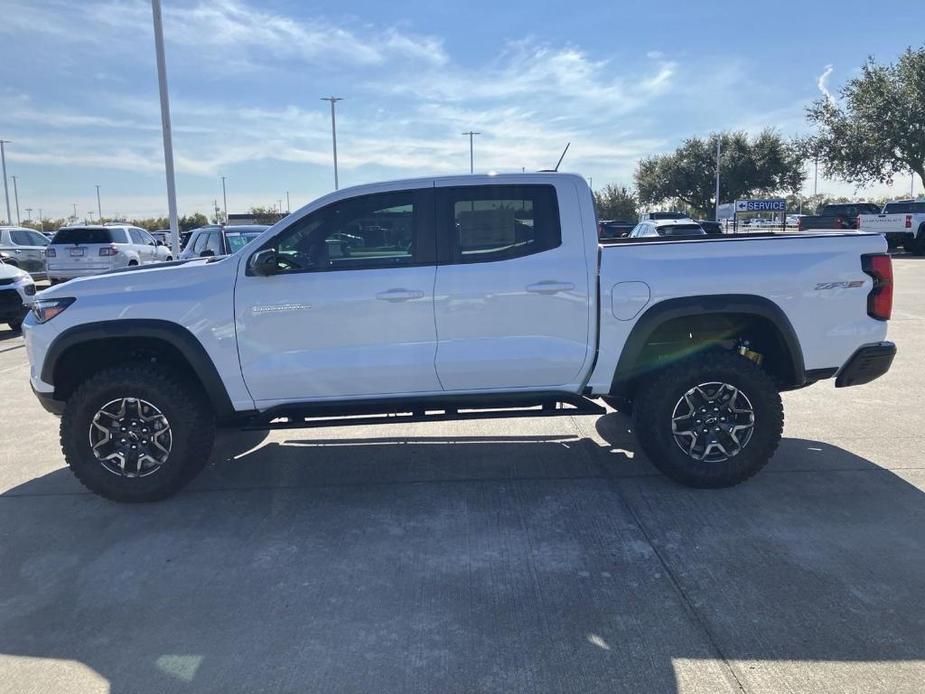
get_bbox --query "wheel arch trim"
[609,294,806,396]
[42,319,235,419]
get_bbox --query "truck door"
[234,186,442,403]
[432,180,592,391]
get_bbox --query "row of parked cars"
[598,212,722,240]
[0,222,269,331]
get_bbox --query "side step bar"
[244,393,606,431]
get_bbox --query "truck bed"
[586,231,889,393]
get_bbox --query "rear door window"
[10,229,33,245]
[128,228,147,244]
[437,184,560,264]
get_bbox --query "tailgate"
[859,213,909,233]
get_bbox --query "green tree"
[249,206,285,225]
[635,130,805,218]
[593,184,638,221]
[805,46,925,191]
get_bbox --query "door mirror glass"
[250,249,278,276]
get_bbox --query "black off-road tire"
[60,364,215,502]
[601,395,633,415]
[7,315,24,332]
[632,351,783,488]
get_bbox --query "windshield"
[225,231,264,253]
[51,228,116,244]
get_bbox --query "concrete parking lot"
[0,257,923,694]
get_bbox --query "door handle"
[526,281,575,294]
[376,289,425,302]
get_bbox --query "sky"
[0,0,923,221]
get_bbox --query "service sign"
[735,199,787,213]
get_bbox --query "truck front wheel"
[60,364,215,501]
[632,352,783,488]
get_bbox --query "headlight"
[31,297,76,324]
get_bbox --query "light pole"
[95,184,102,221]
[462,131,480,173]
[72,203,78,221]
[0,140,10,225]
[151,0,180,257]
[813,157,818,197]
[11,175,21,225]
[37,208,43,232]
[221,176,228,223]
[25,207,32,221]
[714,138,721,221]
[321,97,343,190]
[286,191,290,213]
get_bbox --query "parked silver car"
[0,226,49,280]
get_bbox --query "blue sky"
[0,0,923,220]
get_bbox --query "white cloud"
[817,64,835,101]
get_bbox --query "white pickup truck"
[22,173,896,501]
[857,198,925,254]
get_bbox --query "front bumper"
[835,341,896,388]
[32,383,65,415]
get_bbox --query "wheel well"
[613,311,800,398]
[52,336,206,403]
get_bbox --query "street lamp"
[11,175,21,225]
[321,96,343,190]
[151,0,180,257]
[221,176,228,224]
[95,184,102,221]
[462,131,480,173]
[0,139,10,225]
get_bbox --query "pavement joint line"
[568,413,751,694]
[0,343,24,354]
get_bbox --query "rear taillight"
[797,218,804,231]
[45,248,56,257]
[99,246,119,256]
[862,253,893,321]
[856,215,861,229]
[905,214,912,229]
[834,217,844,229]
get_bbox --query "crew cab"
[797,202,881,231]
[22,173,896,502]
[857,199,925,254]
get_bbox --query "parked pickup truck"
[22,173,896,502]
[857,199,925,254]
[797,202,881,231]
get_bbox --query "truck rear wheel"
[60,364,214,502]
[632,351,783,488]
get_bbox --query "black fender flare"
[609,294,806,396]
[42,319,235,420]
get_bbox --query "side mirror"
[155,240,164,246]
[250,249,278,276]
[199,249,216,258]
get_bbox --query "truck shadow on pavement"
[1,414,923,693]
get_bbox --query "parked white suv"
[0,226,50,280]
[46,225,172,283]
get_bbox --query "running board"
[244,393,606,431]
